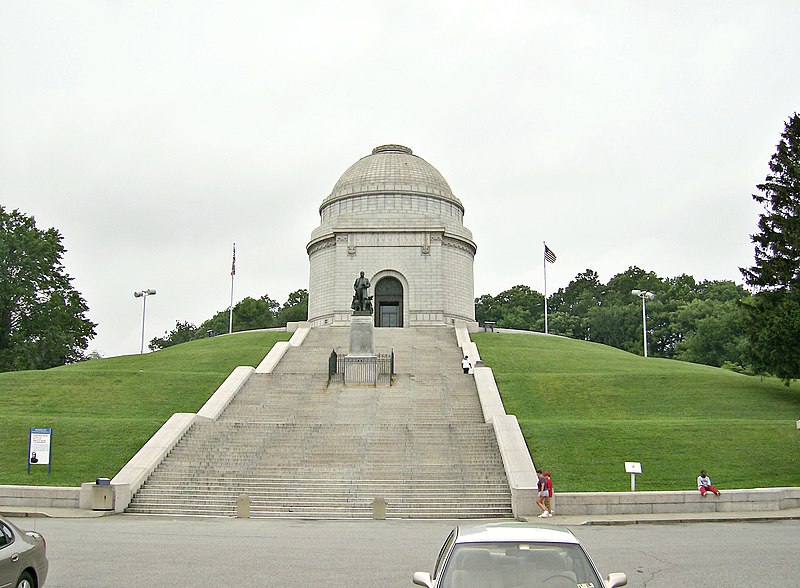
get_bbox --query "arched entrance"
[374,276,404,327]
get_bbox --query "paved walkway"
[522,507,800,525]
[4,505,800,525]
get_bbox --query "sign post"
[624,461,642,491]
[28,428,53,475]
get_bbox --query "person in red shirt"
[538,471,555,517]
[535,470,547,516]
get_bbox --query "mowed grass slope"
[0,332,290,487]
[472,332,800,492]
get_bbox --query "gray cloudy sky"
[2,1,798,358]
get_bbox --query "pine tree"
[740,113,800,384]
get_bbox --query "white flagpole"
[543,242,549,335]
[228,243,235,334]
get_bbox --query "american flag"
[544,244,557,264]
[231,243,236,277]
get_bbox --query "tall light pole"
[631,289,655,358]
[133,289,157,354]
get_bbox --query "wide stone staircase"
[126,326,512,518]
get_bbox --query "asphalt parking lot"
[10,515,800,587]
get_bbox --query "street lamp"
[133,289,157,354]
[631,289,655,358]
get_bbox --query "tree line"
[147,289,308,351]
[476,269,750,370]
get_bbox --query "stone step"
[125,505,513,519]
[130,326,513,519]
[133,474,508,492]
[131,491,511,504]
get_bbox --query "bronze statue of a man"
[352,271,371,313]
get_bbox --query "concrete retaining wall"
[0,485,80,509]
[553,487,800,516]
[456,322,539,518]
[109,412,200,512]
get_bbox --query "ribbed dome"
[321,145,462,211]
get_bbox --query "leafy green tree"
[149,321,199,351]
[597,267,664,356]
[0,206,96,371]
[199,294,280,336]
[673,302,747,367]
[586,303,640,352]
[475,285,544,331]
[276,289,308,326]
[474,293,502,326]
[548,269,603,339]
[232,296,279,330]
[741,113,800,384]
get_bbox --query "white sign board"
[29,428,52,465]
[624,461,642,474]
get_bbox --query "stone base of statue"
[349,313,376,355]
[345,314,377,384]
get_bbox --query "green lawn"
[4,329,798,493]
[0,332,290,487]
[472,332,800,492]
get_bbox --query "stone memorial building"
[306,144,477,329]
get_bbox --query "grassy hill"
[2,329,798,493]
[0,331,290,487]
[472,331,800,492]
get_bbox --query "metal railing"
[328,348,394,385]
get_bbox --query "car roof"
[454,522,580,545]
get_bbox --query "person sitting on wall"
[697,469,721,496]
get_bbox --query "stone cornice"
[307,227,476,256]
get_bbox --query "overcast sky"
[2,1,798,358]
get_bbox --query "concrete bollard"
[372,497,386,520]
[236,493,251,518]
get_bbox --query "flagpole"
[229,243,235,334]
[543,241,549,335]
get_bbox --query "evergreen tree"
[740,113,800,384]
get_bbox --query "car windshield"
[439,542,603,588]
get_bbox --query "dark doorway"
[374,276,403,327]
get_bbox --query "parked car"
[413,522,626,588]
[0,516,48,588]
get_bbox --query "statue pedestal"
[349,313,375,355]
[346,314,377,384]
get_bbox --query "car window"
[0,522,14,548]
[439,542,603,588]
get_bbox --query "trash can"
[91,478,114,511]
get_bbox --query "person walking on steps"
[462,355,471,374]
[697,469,720,496]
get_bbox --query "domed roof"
[321,145,462,211]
